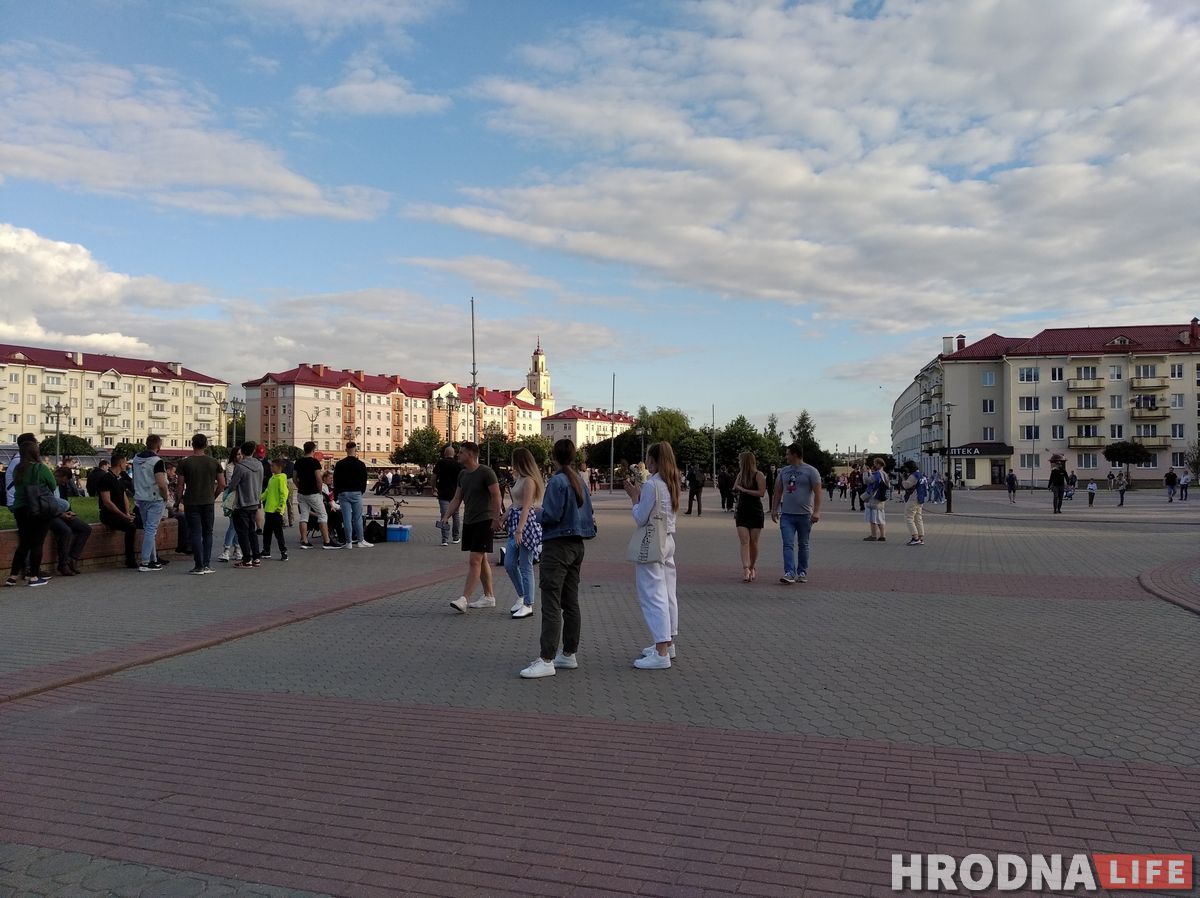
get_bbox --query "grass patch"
[0,496,100,530]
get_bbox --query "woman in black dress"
[733,450,767,582]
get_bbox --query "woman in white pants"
[623,441,680,670]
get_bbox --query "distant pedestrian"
[227,441,264,568]
[1107,471,1116,491]
[176,432,225,574]
[85,459,109,499]
[333,442,371,548]
[1048,463,1068,514]
[717,465,734,512]
[217,446,244,563]
[443,441,502,613]
[1181,470,1191,501]
[131,435,170,572]
[848,465,863,510]
[50,465,91,577]
[504,447,544,619]
[862,457,888,542]
[6,439,56,588]
[931,471,944,504]
[1116,471,1127,506]
[433,444,462,547]
[98,450,138,569]
[519,439,596,679]
[685,464,704,516]
[901,460,927,546]
[1164,468,1179,502]
[625,442,681,669]
[1005,469,1018,503]
[770,443,822,584]
[261,457,290,561]
[1087,479,1097,507]
[733,450,767,582]
[294,442,336,549]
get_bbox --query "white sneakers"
[641,644,676,660]
[634,652,671,670]
[520,652,577,678]
[354,540,374,548]
[466,596,496,609]
[509,600,523,614]
[511,605,533,619]
[449,597,468,614]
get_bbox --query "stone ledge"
[0,517,178,570]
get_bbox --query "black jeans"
[185,503,215,568]
[10,507,51,578]
[101,512,137,565]
[232,507,261,561]
[1052,487,1064,512]
[538,537,584,661]
[49,514,91,566]
[687,489,702,515]
[262,511,286,556]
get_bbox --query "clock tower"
[526,338,555,416]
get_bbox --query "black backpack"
[363,520,386,544]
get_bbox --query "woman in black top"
[732,451,767,583]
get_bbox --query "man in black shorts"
[440,441,502,613]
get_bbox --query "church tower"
[526,338,555,416]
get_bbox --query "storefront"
[943,443,1015,488]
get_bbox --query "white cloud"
[233,0,450,42]
[0,43,388,219]
[404,255,559,296]
[296,50,449,116]
[414,0,1200,330]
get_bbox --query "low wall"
[0,518,179,571]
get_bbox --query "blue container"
[387,524,411,543]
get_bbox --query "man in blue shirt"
[769,443,822,584]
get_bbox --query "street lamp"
[41,400,67,465]
[944,402,956,514]
[303,406,328,443]
[434,395,462,442]
[222,397,245,447]
[636,426,647,460]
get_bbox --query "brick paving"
[1,492,1198,896]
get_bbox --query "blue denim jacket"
[539,470,597,540]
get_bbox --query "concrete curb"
[1138,557,1200,617]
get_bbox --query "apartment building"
[244,344,552,466]
[0,343,228,451]
[541,407,636,447]
[893,322,1200,487]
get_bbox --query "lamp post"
[41,400,67,465]
[435,395,462,443]
[303,406,328,443]
[944,402,956,514]
[636,426,646,460]
[222,398,245,448]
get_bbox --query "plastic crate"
[386,524,411,543]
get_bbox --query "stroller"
[1064,485,1076,501]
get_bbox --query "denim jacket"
[539,470,596,540]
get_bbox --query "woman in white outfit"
[623,441,680,670]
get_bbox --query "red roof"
[544,407,636,424]
[0,343,225,385]
[944,324,1200,361]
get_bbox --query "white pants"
[905,501,924,538]
[635,534,677,643]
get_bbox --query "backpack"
[364,520,386,544]
[872,472,890,502]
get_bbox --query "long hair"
[737,450,759,491]
[553,439,584,506]
[647,442,680,511]
[13,440,40,485]
[511,447,544,504]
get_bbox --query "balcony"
[1068,436,1106,449]
[930,383,944,398]
[1067,378,1104,391]
[193,410,214,422]
[99,406,119,418]
[1067,408,1104,421]
[43,381,68,394]
[920,415,934,429]
[98,422,122,436]
[149,391,170,403]
[1131,376,1169,391]
[922,438,944,452]
[195,394,214,405]
[148,407,171,419]
[1131,406,1170,420]
[1135,436,1171,449]
[98,386,122,399]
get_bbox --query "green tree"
[394,426,442,466]
[263,443,303,462]
[481,423,512,468]
[672,428,713,470]
[759,414,785,468]
[514,434,553,469]
[636,406,692,447]
[39,433,96,460]
[788,410,835,476]
[715,415,764,469]
[1185,439,1200,478]
[113,440,146,458]
[1104,441,1152,471]
[209,445,230,461]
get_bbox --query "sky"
[2,0,1199,454]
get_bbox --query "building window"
[1077,395,1099,409]
[1110,394,1123,409]
[1171,393,1185,408]
[1110,424,1124,439]
[1134,364,1157,379]
[1019,425,1040,440]
[1018,367,1039,383]
[1172,423,1185,439]
[1051,396,1064,410]
[1077,453,1098,469]
[86,380,94,389]
[1171,363,1184,379]
[1052,425,1065,440]
[25,415,35,424]
[1075,366,1097,380]
[1136,455,1159,469]
[26,374,36,385]
[1018,396,1039,412]
[1135,424,1158,438]
[982,427,995,441]
[1108,365,1123,381]
[1077,425,1099,438]
[1050,367,1064,382]
[982,399,995,414]
[981,372,997,386]
[7,373,17,383]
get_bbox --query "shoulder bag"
[625,480,669,564]
[23,465,60,519]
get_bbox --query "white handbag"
[625,480,669,564]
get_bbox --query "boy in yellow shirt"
[261,457,290,561]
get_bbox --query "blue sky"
[2,0,1198,454]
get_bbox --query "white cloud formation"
[296,50,449,116]
[404,255,560,296]
[0,42,388,219]
[233,0,450,42]
[414,0,1200,332]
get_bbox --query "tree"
[715,415,764,469]
[1104,441,1152,473]
[672,428,713,471]
[788,410,835,477]
[760,414,785,468]
[481,423,513,468]
[1184,439,1200,478]
[262,443,303,462]
[113,441,146,458]
[635,406,692,448]
[39,433,96,459]
[209,445,230,461]
[393,426,442,466]
[514,435,553,470]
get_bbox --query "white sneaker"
[449,597,468,614]
[520,658,556,679]
[355,540,374,548]
[641,644,677,659]
[511,604,534,619]
[467,595,496,609]
[217,549,231,563]
[634,653,671,670]
[510,600,524,614]
[552,652,577,669]
[797,572,808,582]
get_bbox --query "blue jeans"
[340,491,364,543]
[136,499,165,564]
[438,499,461,542]
[503,536,536,606]
[779,512,812,577]
[223,515,239,550]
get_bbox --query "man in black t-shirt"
[98,451,138,567]
[333,442,370,547]
[432,444,462,546]
[294,441,335,548]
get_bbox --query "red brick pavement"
[1139,557,1200,616]
[2,680,1197,898]
[0,565,461,705]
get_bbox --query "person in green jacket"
[6,439,58,587]
[261,457,290,561]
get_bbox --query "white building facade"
[541,407,636,448]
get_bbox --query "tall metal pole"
[711,404,716,483]
[470,298,478,444]
[945,403,954,514]
[609,373,615,492]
